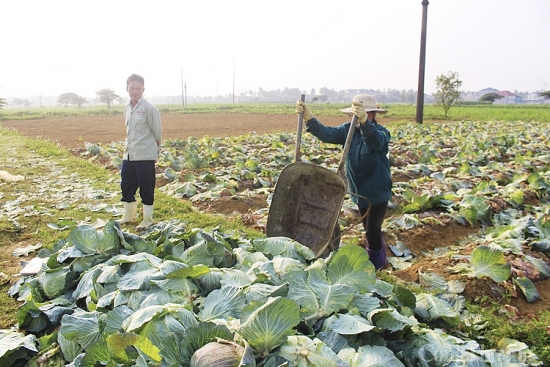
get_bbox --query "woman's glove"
[295,101,314,122]
[351,102,367,124]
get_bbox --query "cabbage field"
[1,113,550,366]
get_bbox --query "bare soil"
[3,113,549,318]
[2,113,346,150]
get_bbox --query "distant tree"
[386,89,402,102]
[479,92,504,103]
[96,89,120,108]
[73,95,88,108]
[12,98,32,107]
[0,97,6,109]
[10,98,33,107]
[258,87,266,99]
[319,87,338,100]
[404,89,416,103]
[57,93,78,107]
[281,87,301,102]
[538,91,550,98]
[58,93,87,108]
[434,71,462,117]
[310,88,316,96]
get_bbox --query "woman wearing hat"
[295,94,392,270]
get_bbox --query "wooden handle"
[295,93,306,162]
[337,115,358,176]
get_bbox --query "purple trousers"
[358,201,388,251]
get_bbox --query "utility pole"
[416,0,429,124]
[181,70,189,108]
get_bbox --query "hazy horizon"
[3,85,539,106]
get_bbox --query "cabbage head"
[190,340,255,367]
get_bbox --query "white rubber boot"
[137,204,154,230]
[118,202,138,224]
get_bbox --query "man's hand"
[351,102,367,124]
[295,101,314,122]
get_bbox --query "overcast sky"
[2,0,549,100]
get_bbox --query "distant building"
[460,88,550,104]
[495,90,522,104]
[524,92,546,104]
[461,87,499,102]
[478,87,499,98]
[343,89,378,101]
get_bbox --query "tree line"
[56,90,123,109]
[2,75,549,110]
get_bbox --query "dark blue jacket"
[305,118,392,207]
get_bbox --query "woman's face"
[367,111,377,121]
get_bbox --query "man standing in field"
[118,74,162,230]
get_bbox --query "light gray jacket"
[123,98,162,161]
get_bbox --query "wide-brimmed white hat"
[341,93,387,114]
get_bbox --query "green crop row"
[2,102,549,122]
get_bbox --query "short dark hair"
[127,74,144,86]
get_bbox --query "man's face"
[127,80,144,101]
